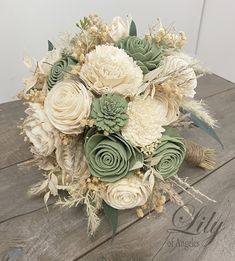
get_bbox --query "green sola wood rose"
[151,135,186,179]
[47,56,77,90]
[117,36,162,74]
[85,129,143,182]
[91,93,128,133]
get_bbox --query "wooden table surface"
[0,74,235,261]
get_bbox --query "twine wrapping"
[183,139,216,170]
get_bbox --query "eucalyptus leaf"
[129,20,137,36]
[149,156,162,167]
[185,110,223,148]
[149,172,155,191]
[129,161,143,171]
[163,127,180,137]
[152,168,164,181]
[48,40,54,51]
[103,201,118,239]
[142,169,152,182]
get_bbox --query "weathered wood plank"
[0,100,32,169]
[0,88,234,260]
[0,74,233,171]
[0,164,47,223]
[79,159,235,261]
[196,74,234,99]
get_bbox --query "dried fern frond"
[181,98,217,128]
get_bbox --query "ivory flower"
[44,80,92,134]
[23,103,57,156]
[156,94,180,125]
[23,50,61,95]
[109,16,132,42]
[104,176,152,209]
[80,45,143,97]
[155,55,197,98]
[122,96,168,147]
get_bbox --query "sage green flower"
[47,56,77,90]
[84,129,143,182]
[117,36,162,74]
[91,93,128,133]
[151,135,186,179]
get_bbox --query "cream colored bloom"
[122,96,168,147]
[24,103,57,156]
[80,45,143,97]
[155,55,197,98]
[44,80,92,134]
[23,50,61,95]
[156,94,180,125]
[104,176,151,209]
[109,16,132,42]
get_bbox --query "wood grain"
[0,164,47,223]
[0,87,234,261]
[196,74,234,99]
[0,100,32,169]
[79,160,235,261]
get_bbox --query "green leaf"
[186,110,223,149]
[163,127,180,137]
[48,40,54,51]
[103,201,118,239]
[129,20,137,36]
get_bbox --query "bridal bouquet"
[19,15,222,236]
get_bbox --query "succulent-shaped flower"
[117,36,162,74]
[47,56,77,90]
[84,129,143,182]
[91,93,128,133]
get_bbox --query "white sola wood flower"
[145,55,197,98]
[44,80,92,134]
[109,16,132,42]
[80,45,143,97]
[104,176,152,209]
[122,96,168,147]
[23,103,58,156]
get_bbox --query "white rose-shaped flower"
[24,103,57,156]
[122,96,168,147]
[80,45,143,97]
[44,80,92,134]
[104,176,152,209]
[109,16,132,42]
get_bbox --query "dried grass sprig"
[181,99,217,128]
[173,175,216,203]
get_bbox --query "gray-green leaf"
[48,40,54,51]
[186,110,223,148]
[129,20,137,36]
[103,201,118,239]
